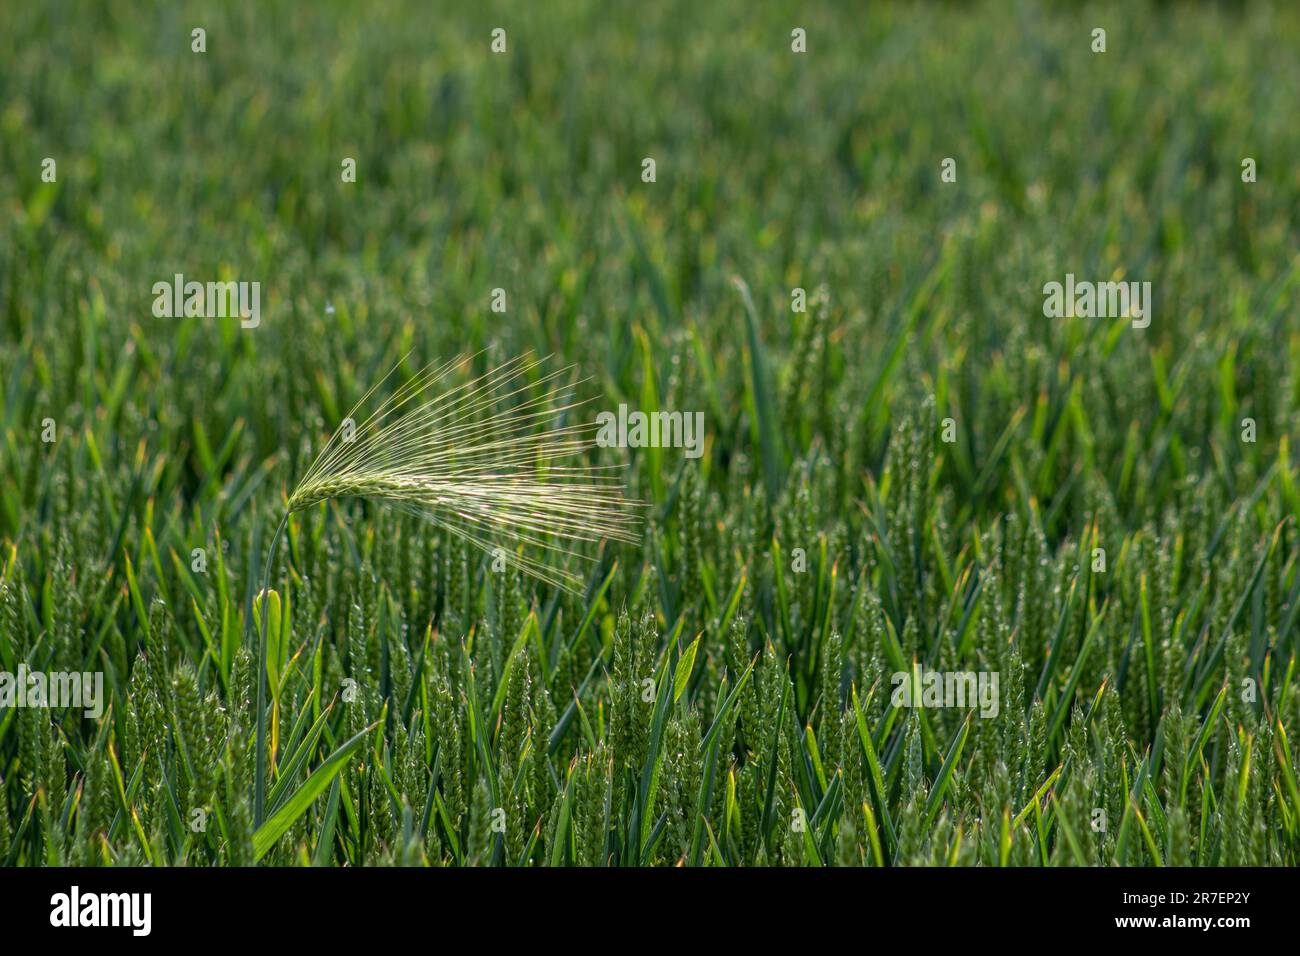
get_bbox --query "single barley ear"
[252,351,639,828]
[286,352,640,592]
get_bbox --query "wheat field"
[1,1,1298,868]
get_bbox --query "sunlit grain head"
[288,352,639,592]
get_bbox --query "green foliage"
[1,0,1298,865]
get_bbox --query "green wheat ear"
[251,352,640,825]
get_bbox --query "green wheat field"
[2,1,1299,867]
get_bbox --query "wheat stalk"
[250,352,638,824]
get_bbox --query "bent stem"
[252,510,289,830]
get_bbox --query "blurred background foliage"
[0,0,1298,865]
